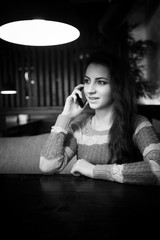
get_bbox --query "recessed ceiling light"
[0,90,17,95]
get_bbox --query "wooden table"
[0,174,159,240]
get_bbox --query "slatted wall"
[0,39,94,109]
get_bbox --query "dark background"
[0,0,160,136]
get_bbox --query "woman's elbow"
[39,155,64,174]
[39,156,56,174]
[149,160,160,185]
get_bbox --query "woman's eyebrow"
[84,76,109,81]
[95,77,109,81]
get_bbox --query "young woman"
[39,51,160,185]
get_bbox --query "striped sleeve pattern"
[122,115,160,185]
[93,115,160,185]
[39,114,77,173]
[133,115,160,159]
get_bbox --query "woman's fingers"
[71,163,81,176]
[72,89,82,102]
[71,84,85,102]
[74,84,84,91]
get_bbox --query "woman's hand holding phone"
[61,84,88,119]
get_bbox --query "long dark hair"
[86,50,140,164]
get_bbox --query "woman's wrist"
[61,110,78,120]
[61,110,71,116]
[55,114,73,130]
[61,112,74,120]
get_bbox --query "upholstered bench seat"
[0,133,76,174]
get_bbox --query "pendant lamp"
[0,19,80,46]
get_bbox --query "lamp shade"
[0,19,80,46]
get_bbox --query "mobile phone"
[76,88,87,108]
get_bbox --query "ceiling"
[0,1,108,28]
[0,0,145,35]
[1,0,159,47]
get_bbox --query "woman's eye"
[97,80,107,85]
[84,78,90,84]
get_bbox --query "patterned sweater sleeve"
[93,115,160,185]
[39,114,77,174]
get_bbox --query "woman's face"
[84,63,114,110]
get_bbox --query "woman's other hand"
[71,159,94,178]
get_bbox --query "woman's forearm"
[40,131,68,173]
[39,114,76,173]
[93,160,160,185]
[121,160,159,185]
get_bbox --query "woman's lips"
[88,97,99,103]
[89,97,99,100]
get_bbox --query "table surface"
[0,174,160,240]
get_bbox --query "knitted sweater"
[40,114,160,185]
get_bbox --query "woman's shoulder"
[134,114,151,125]
[134,114,150,124]
[133,114,152,133]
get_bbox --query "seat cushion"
[0,133,76,174]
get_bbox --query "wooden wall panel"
[63,47,69,100]
[31,48,38,107]
[14,47,20,108]
[57,48,63,106]
[0,39,96,111]
[37,48,44,107]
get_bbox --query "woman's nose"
[87,83,96,93]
